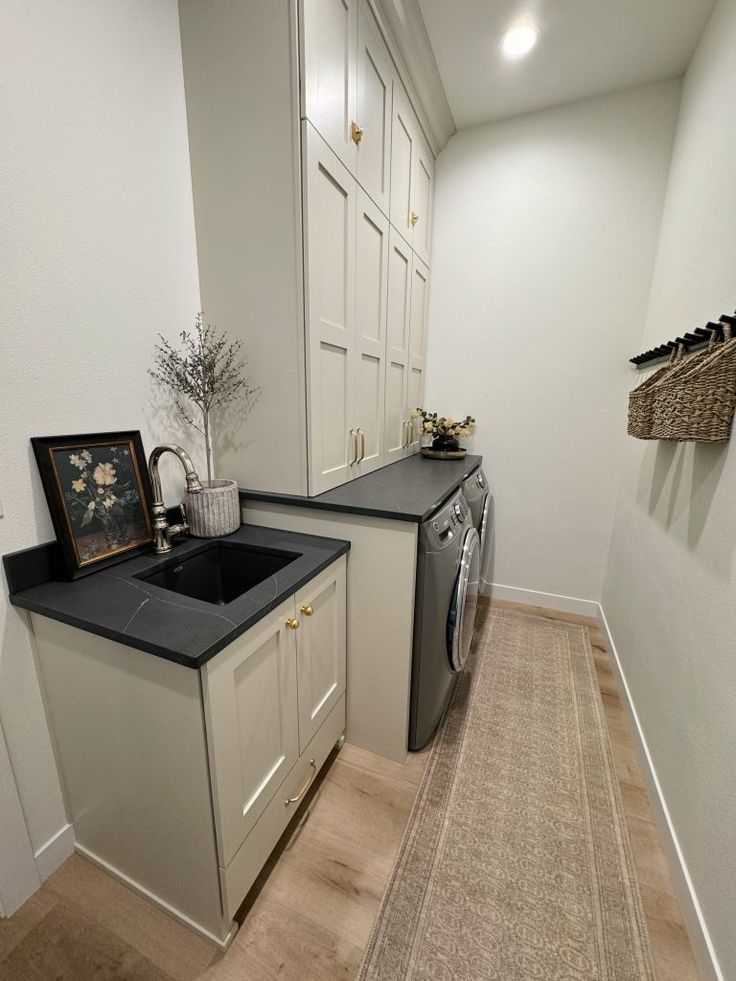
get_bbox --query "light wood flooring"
[0,602,700,980]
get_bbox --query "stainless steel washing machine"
[462,466,494,589]
[409,489,481,750]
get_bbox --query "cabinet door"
[355,3,393,214]
[295,558,347,753]
[407,253,429,451]
[411,137,434,265]
[354,188,389,474]
[203,598,299,866]
[303,123,358,494]
[389,86,417,242]
[302,0,358,172]
[383,229,412,462]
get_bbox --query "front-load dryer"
[409,489,480,750]
[462,466,494,591]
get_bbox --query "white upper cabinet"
[407,253,429,450]
[354,188,389,474]
[203,596,299,866]
[295,560,347,752]
[389,86,416,243]
[183,0,436,497]
[384,228,412,463]
[303,124,357,495]
[411,137,434,265]
[355,4,393,214]
[302,0,358,172]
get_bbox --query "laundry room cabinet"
[384,231,430,463]
[180,0,435,496]
[29,551,347,947]
[390,86,434,264]
[204,559,346,868]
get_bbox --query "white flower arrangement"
[413,408,476,441]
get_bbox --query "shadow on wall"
[636,439,731,565]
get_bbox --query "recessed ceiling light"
[500,24,538,60]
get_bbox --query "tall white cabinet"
[180,0,435,496]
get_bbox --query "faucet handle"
[168,503,190,540]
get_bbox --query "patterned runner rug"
[358,607,655,981]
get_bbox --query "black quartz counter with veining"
[240,454,483,523]
[4,525,350,669]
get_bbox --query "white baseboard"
[597,604,724,981]
[74,842,238,951]
[486,581,599,618]
[34,822,74,882]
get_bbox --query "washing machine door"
[447,527,481,672]
[477,491,491,550]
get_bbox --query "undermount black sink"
[139,542,302,606]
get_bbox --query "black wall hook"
[629,311,734,366]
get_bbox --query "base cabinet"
[204,559,347,866]
[31,555,347,948]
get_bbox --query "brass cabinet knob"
[409,211,419,226]
[351,121,364,144]
[285,618,300,630]
[300,605,314,616]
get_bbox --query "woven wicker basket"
[647,334,720,437]
[652,327,736,441]
[186,479,240,537]
[627,344,683,439]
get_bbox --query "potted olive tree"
[150,314,258,537]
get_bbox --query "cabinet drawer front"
[295,557,347,753]
[221,694,346,920]
[203,597,299,866]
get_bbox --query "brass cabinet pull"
[285,618,300,630]
[357,428,366,462]
[409,211,419,226]
[351,121,364,144]
[300,604,314,616]
[349,428,359,465]
[285,759,316,805]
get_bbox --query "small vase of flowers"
[415,408,476,457]
[150,314,258,537]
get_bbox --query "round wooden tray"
[420,447,467,460]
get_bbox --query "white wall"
[0,0,201,911]
[424,80,681,603]
[603,0,736,975]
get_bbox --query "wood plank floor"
[0,602,700,980]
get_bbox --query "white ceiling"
[417,0,716,129]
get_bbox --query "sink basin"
[138,542,301,606]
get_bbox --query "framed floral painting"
[31,431,154,578]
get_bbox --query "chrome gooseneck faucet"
[147,445,203,555]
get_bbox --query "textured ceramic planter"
[187,479,240,538]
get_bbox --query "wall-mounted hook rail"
[630,311,735,367]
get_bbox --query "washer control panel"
[422,490,471,549]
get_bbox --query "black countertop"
[5,525,350,669]
[240,454,483,523]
